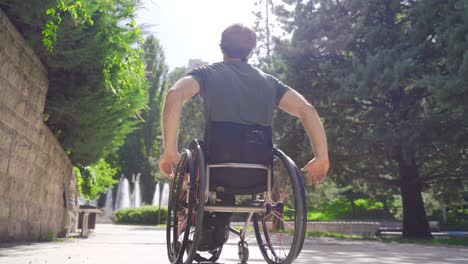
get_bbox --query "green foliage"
[306,180,346,209]
[39,230,56,241]
[431,237,468,247]
[354,199,383,210]
[447,208,468,226]
[272,0,467,237]
[116,35,168,204]
[308,198,351,220]
[43,0,93,51]
[306,181,390,220]
[1,0,147,165]
[114,206,167,225]
[251,0,277,70]
[306,231,367,240]
[179,96,205,149]
[164,67,206,150]
[141,36,168,160]
[307,211,330,221]
[307,196,396,221]
[74,159,118,200]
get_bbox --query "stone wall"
[0,9,74,242]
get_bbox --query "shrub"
[74,159,118,200]
[114,206,167,225]
[307,198,392,221]
[39,230,56,241]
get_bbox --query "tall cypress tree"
[117,35,168,204]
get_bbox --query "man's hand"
[301,157,329,186]
[159,151,181,178]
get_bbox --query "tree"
[141,36,168,159]
[1,0,147,165]
[1,0,149,201]
[252,0,275,70]
[74,159,118,200]
[274,0,467,238]
[164,67,206,149]
[117,35,168,204]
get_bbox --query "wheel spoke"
[179,201,189,209]
[177,217,187,238]
[272,211,294,230]
[262,217,277,259]
[254,151,305,264]
[279,232,287,258]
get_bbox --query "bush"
[74,159,118,200]
[307,199,351,221]
[114,206,167,225]
[447,208,468,227]
[307,198,392,221]
[39,230,56,241]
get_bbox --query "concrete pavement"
[1,224,467,264]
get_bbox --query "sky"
[136,0,258,70]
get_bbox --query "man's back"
[159,23,329,188]
[188,61,288,126]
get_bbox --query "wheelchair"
[166,121,307,264]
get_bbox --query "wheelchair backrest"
[204,121,273,165]
[204,121,273,194]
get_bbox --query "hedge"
[114,206,167,225]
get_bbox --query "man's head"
[220,24,256,62]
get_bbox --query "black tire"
[209,246,223,263]
[238,241,249,264]
[253,148,307,264]
[166,146,206,264]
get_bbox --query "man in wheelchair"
[159,24,329,264]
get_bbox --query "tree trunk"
[398,159,432,239]
[350,197,356,218]
[381,198,392,219]
[140,163,155,205]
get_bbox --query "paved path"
[1,224,467,264]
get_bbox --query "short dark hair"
[220,24,257,61]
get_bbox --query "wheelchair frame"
[166,139,307,264]
[204,163,271,240]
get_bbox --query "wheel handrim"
[166,144,206,264]
[253,150,306,264]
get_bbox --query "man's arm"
[278,89,329,186]
[159,76,200,177]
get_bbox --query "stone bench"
[75,208,101,238]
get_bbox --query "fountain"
[115,174,131,210]
[132,173,142,208]
[152,181,170,224]
[161,182,170,207]
[114,175,123,210]
[152,182,169,206]
[104,188,113,217]
[152,182,161,206]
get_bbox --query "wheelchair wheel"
[238,240,249,264]
[166,147,206,264]
[209,246,223,262]
[253,148,307,264]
